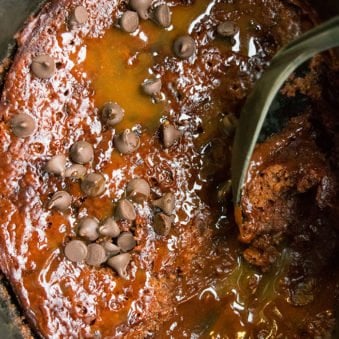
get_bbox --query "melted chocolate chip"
[48,191,72,211]
[71,6,89,25]
[102,241,121,256]
[173,36,196,59]
[117,232,136,252]
[120,11,139,33]
[153,4,171,28]
[162,123,181,148]
[113,129,140,154]
[64,164,87,179]
[78,217,99,241]
[116,199,136,221]
[99,218,121,238]
[126,178,150,203]
[81,173,106,197]
[46,155,67,176]
[216,21,239,37]
[85,243,106,266]
[70,141,94,164]
[107,253,131,279]
[101,102,125,127]
[141,78,162,96]
[65,240,88,263]
[154,213,173,236]
[31,55,56,79]
[152,192,175,215]
[10,113,36,138]
[129,0,152,20]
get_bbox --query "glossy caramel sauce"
[0,0,338,338]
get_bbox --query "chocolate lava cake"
[0,0,339,338]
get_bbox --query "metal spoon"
[231,16,339,206]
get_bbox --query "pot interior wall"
[0,0,45,60]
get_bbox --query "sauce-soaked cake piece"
[239,54,339,336]
[0,0,335,337]
[240,53,339,266]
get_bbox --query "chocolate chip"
[153,4,171,28]
[113,129,140,154]
[129,0,152,20]
[71,6,89,25]
[46,155,67,176]
[117,232,136,252]
[102,241,121,256]
[162,123,181,148]
[99,218,120,238]
[173,36,196,59]
[86,243,106,266]
[154,213,173,236]
[31,55,56,79]
[78,217,99,241]
[120,11,139,33]
[48,191,72,211]
[152,192,175,215]
[10,113,36,138]
[141,78,162,97]
[65,240,88,263]
[126,178,150,203]
[116,199,136,221]
[107,253,131,279]
[101,102,125,127]
[70,141,94,164]
[64,164,87,179]
[217,21,239,37]
[81,173,106,197]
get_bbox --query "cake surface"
[0,0,338,338]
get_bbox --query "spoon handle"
[232,16,339,206]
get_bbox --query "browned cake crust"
[0,0,334,337]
